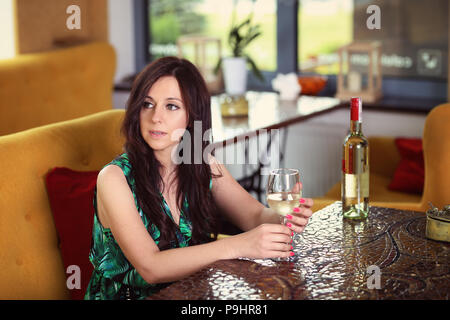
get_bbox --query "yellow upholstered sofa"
[0,41,116,136]
[312,103,450,213]
[0,110,125,299]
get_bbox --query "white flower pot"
[222,57,247,96]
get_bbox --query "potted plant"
[216,14,264,96]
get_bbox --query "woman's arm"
[96,165,292,285]
[209,156,314,233]
[137,223,292,283]
[207,157,278,231]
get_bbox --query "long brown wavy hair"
[121,57,222,249]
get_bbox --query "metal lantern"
[177,35,223,94]
[336,41,382,103]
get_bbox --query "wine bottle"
[341,97,369,219]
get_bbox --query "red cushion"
[46,167,99,300]
[388,138,424,194]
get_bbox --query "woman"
[84,57,314,299]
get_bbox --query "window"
[353,0,448,80]
[298,0,448,81]
[298,0,353,75]
[0,0,16,60]
[137,0,447,102]
[149,0,277,71]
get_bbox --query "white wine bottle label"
[344,171,369,198]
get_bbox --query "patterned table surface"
[149,202,449,300]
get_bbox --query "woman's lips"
[149,130,167,138]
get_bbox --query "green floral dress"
[84,153,208,300]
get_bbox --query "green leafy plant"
[215,14,264,82]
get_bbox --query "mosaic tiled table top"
[149,202,449,300]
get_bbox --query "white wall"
[108,0,135,83]
[306,108,426,138]
[285,108,426,197]
[221,108,426,200]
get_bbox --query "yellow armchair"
[0,110,124,299]
[313,103,450,213]
[0,41,116,136]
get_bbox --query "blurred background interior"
[1,0,448,203]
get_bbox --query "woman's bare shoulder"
[96,164,136,229]
[97,164,126,184]
[96,164,131,203]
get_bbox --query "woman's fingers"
[268,233,293,244]
[258,224,293,255]
[299,197,314,208]
[266,242,292,252]
[292,182,302,194]
[293,198,314,221]
[286,214,308,226]
[265,243,293,259]
[292,207,313,218]
[286,223,305,234]
[286,205,313,233]
[267,250,293,259]
[261,223,292,236]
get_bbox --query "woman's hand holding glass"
[266,169,314,260]
[222,169,314,261]
[266,169,312,227]
[225,223,294,260]
[284,192,314,234]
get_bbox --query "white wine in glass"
[267,192,301,218]
[266,169,302,225]
[267,168,302,261]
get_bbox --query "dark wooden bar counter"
[148,202,449,300]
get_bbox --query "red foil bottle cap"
[351,97,362,121]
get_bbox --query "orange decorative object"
[297,76,327,96]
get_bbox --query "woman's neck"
[154,145,176,168]
[154,147,178,186]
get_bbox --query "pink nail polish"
[290,252,295,256]
[290,246,293,250]
[286,214,293,220]
[286,223,292,228]
[300,198,306,204]
[293,207,300,213]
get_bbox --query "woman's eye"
[167,104,179,111]
[143,101,154,109]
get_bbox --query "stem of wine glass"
[279,214,292,262]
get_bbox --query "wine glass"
[267,168,302,260]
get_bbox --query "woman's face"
[140,76,188,156]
